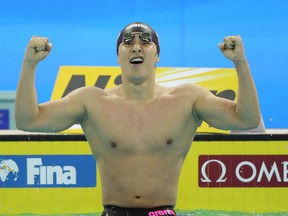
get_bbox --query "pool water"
[3,210,288,216]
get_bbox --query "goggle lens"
[123,32,151,43]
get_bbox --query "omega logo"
[199,155,288,187]
[201,159,227,183]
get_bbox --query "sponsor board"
[177,139,288,213]
[199,155,288,187]
[0,155,96,188]
[1,136,288,214]
[0,140,101,215]
[0,109,9,129]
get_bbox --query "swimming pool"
[2,210,288,216]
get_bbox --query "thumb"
[46,42,53,52]
[218,43,225,52]
[218,42,234,60]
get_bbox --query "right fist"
[23,36,52,65]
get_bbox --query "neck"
[121,78,157,102]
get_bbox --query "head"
[116,22,160,57]
[116,22,160,83]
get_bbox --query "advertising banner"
[177,138,288,213]
[0,140,101,215]
[0,155,96,188]
[1,136,288,215]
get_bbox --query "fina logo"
[27,158,76,185]
[0,159,19,183]
[0,158,76,185]
[0,155,96,188]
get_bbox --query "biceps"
[32,99,85,132]
[195,96,241,130]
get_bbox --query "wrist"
[22,58,38,68]
[22,60,38,74]
[233,57,248,66]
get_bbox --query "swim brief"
[101,205,177,216]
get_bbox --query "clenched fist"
[218,35,246,63]
[23,36,52,65]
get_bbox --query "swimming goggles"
[123,32,151,43]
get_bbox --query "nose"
[132,37,142,53]
[132,43,142,53]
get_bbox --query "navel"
[166,139,173,145]
[110,142,117,148]
[135,196,141,199]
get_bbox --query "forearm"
[15,62,39,129]
[234,59,260,127]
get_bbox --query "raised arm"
[194,35,261,130]
[15,36,85,132]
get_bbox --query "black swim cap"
[116,22,160,56]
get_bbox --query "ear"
[117,55,120,64]
[155,55,160,63]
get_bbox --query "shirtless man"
[15,22,260,216]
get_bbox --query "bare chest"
[83,95,196,153]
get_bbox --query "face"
[117,32,160,83]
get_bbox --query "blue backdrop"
[1,0,287,129]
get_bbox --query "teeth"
[130,57,143,63]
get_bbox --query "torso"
[80,84,200,208]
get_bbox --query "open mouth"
[130,57,144,64]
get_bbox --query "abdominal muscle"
[98,152,184,208]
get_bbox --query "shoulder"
[104,85,121,95]
[64,86,110,102]
[164,84,215,117]
[167,83,210,98]
[81,86,108,94]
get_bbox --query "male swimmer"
[15,22,260,216]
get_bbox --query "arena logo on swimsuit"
[148,209,175,216]
[0,155,96,188]
[199,155,288,187]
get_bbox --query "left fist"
[218,35,246,62]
